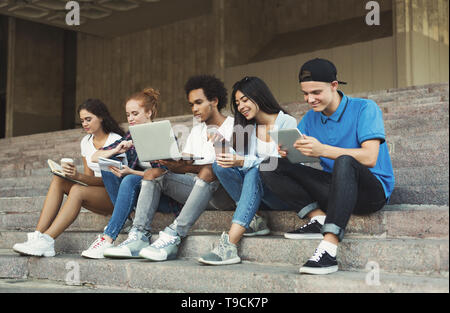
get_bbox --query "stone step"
[1,160,447,191]
[2,233,448,276]
[384,114,449,134]
[0,111,446,173]
[351,83,448,100]
[2,171,447,206]
[394,166,449,186]
[282,96,448,117]
[1,184,448,206]
[0,196,448,238]
[0,250,447,293]
[381,101,448,117]
[390,185,449,205]
[0,125,447,178]
[0,115,192,149]
[0,278,139,293]
[0,90,447,154]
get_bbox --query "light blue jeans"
[212,162,291,228]
[132,171,219,237]
[102,171,179,240]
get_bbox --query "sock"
[311,215,326,225]
[318,240,337,257]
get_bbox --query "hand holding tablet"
[268,128,319,164]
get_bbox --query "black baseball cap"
[298,58,347,85]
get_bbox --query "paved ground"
[0,278,142,293]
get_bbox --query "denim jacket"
[237,111,298,170]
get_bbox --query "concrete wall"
[394,0,449,87]
[6,19,64,137]
[224,0,393,67]
[75,13,221,124]
[225,36,395,105]
[2,0,448,137]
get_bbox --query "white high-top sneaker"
[13,232,55,257]
[81,235,114,259]
[13,231,41,255]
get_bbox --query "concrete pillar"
[212,0,225,80]
[393,0,449,88]
[5,17,14,138]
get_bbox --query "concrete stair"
[0,83,448,292]
[1,251,447,293]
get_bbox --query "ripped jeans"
[132,171,219,237]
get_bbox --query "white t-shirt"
[256,137,278,159]
[80,132,123,177]
[182,116,234,165]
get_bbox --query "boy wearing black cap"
[260,58,395,275]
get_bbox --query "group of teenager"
[12,58,394,275]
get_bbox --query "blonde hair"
[127,87,160,121]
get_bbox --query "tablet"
[268,128,319,164]
[98,157,123,172]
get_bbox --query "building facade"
[0,0,448,137]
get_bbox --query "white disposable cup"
[60,158,74,167]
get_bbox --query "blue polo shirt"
[297,91,395,200]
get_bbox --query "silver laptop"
[129,120,203,161]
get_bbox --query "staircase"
[0,83,448,293]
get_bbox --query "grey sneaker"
[244,214,270,237]
[198,232,241,265]
[103,230,150,259]
[139,227,181,261]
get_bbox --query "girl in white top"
[12,99,125,257]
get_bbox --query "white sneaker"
[103,230,150,259]
[81,235,113,259]
[139,228,180,261]
[13,233,55,257]
[26,230,42,242]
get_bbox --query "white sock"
[318,240,337,257]
[311,215,326,225]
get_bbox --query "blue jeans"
[102,171,142,240]
[102,171,179,240]
[212,162,291,228]
[132,172,219,237]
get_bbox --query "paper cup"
[60,158,74,167]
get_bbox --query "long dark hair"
[77,99,126,137]
[230,76,287,154]
[231,76,287,127]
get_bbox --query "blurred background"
[0,0,448,137]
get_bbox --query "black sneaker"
[299,248,338,275]
[284,219,324,239]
